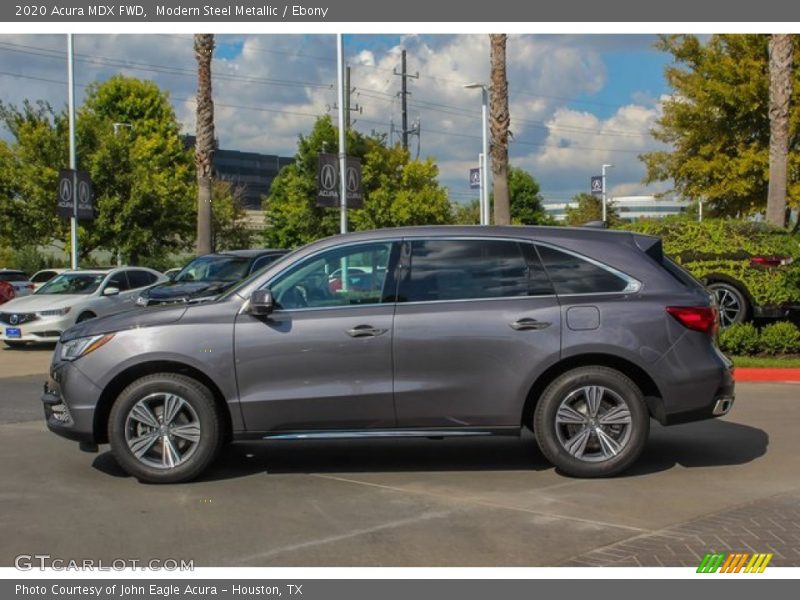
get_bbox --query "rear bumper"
[650,333,735,426]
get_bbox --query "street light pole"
[601,163,614,223]
[465,83,490,225]
[67,34,78,270]
[336,33,347,235]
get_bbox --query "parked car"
[0,281,16,305]
[0,269,34,298]
[1,267,166,347]
[43,226,734,483]
[625,220,800,328]
[30,268,69,291]
[136,249,288,307]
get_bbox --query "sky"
[0,33,675,204]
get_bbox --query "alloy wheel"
[124,392,201,470]
[711,286,742,328]
[554,385,633,463]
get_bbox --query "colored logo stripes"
[697,552,773,573]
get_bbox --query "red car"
[0,281,15,305]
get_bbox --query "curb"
[734,368,800,382]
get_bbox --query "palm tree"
[194,33,215,254]
[489,34,511,225]
[766,34,793,228]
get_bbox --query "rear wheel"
[707,281,749,328]
[108,373,223,483]
[533,366,649,478]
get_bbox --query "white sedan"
[0,267,166,347]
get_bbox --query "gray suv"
[42,226,735,483]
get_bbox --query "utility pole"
[331,65,361,131]
[394,49,418,150]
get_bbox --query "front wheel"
[533,366,649,478]
[108,373,223,483]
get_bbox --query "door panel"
[235,306,396,431]
[392,238,561,427]
[393,298,561,426]
[234,240,400,432]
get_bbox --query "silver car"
[1,267,166,347]
[42,226,734,483]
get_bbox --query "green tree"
[211,180,254,251]
[0,76,195,265]
[507,166,549,224]
[565,193,621,226]
[452,199,480,225]
[264,116,452,247]
[642,34,800,218]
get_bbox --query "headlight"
[135,296,148,307]
[37,307,71,317]
[60,334,115,361]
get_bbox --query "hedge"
[719,321,800,356]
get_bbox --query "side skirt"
[231,427,521,441]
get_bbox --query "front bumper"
[2,314,73,343]
[42,357,103,444]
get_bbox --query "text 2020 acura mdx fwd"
[42,226,734,483]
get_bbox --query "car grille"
[0,312,38,325]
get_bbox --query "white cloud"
[0,33,670,201]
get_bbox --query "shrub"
[759,322,800,355]
[718,322,761,355]
[622,219,800,307]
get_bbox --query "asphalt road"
[1,345,799,567]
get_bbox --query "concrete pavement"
[0,345,798,566]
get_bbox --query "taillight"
[666,306,719,335]
[750,255,793,268]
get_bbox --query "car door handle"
[510,318,551,331]
[346,325,388,338]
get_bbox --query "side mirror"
[103,286,120,297]
[248,289,274,316]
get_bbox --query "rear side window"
[0,271,27,282]
[398,239,551,302]
[536,245,632,295]
[31,271,56,283]
[126,270,157,289]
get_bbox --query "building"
[542,195,690,222]
[182,136,294,210]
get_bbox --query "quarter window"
[536,245,631,295]
[398,239,551,302]
[269,243,395,309]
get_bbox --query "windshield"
[36,273,105,295]
[174,256,251,283]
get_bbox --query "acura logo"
[320,164,337,191]
[346,166,360,193]
[9,314,19,325]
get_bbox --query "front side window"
[175,256,250,283]
[126,270,157,289]
[536,244,634,295]
[105,272,131,292]
[398,239,549,302]
[269,242,395,310]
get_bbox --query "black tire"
[533,366,649,478]
[4,340,27,349]
[707,281,750,328]
[108,373,223,483]
[76,312,96,323]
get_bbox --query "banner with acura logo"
[316,153,364,209]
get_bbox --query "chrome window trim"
[241,234,640,315]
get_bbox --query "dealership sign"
[56,169,94,220]
[316,153,363,208]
